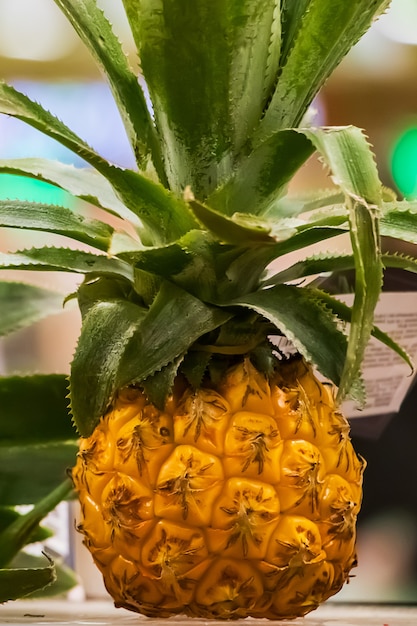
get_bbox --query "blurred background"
[0,0,417,604]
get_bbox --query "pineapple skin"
[72,357,364,620]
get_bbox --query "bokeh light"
[391,126,417,199]
[0,0,77,61]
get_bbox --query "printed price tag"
[341,292,417,419]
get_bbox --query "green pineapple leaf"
[0,81,111,172]
[231,284,347,386]
[71,282,232,436]
[295,126,383,403]
[208,129,315,217]
[0,248,134,282]
[117,282,233,388]
[0,508,52,545]
[0,375,77,505]
[189,197,276,244]
[142,356,184,410]
[0,555,56,602]
[225,0,282,152]
[105,169,198,245]
[264,252,355,286]
[76,275,137,314]
[280,189,345,215]
[119,230,243,303]
[53,0,164,179]
[6,552,78,599]
[0,158,139,224]
[157,210,350,302]
[258,0,391,138]
[0,479,73,569]
[223,216,350,300]
[381,252,417,274]
[381,200,417,243]
[123,0,284,197]
[70,298,148,436]
[279,0,312,69]
[0,200,113,251]
[0,282,64,337]
[118,240,193,278]
[180,350,213,389]
[265,251,417,287]
[0,82,197,245]
[304,127,383,207]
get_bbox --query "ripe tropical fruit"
[73,357,364,618]
[0,0,415,619]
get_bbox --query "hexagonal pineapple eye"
[193,558,264,619]
[219,359,274,415]
[265,515,325,569]
[224,412,283,482]
[141,520,208,577]
[173,388,230,454]
[209,477,280,558]
[278,439,326,516]
[154,445,224,526]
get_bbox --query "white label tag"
[340,292,417,419]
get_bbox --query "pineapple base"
[72,357,365,620]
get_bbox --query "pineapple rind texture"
[72,357,364,620]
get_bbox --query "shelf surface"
[1,600,417,626]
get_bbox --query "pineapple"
[0,0,415,618]
[73,357,365,618]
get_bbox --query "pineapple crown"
[0,0,415,441]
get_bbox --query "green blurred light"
[0,175,68,204]
[391,127,417,199]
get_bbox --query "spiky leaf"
[232,284,347,386]
[0,158,139,224]
[222,217,350,300]
[189,198,276,244]
[258,0,391,138]
[119,230,242,303]
[0,81,109,171]
[208,130,315,217]
[0,375,77,505]
[7,552,78,599]
[123,0,285,197]
[263,238,417,289]
[382,252,417,275]
[70,299,148,436]
[0,480,73,568]
[264,252,355,286]
[0,282,64,337]
[122,0,228,196]
[300,126,383,401]
[53,0,163,177]
[0,82,197,245]
[71,282,233,436]
[0,200,113,251]
[142,356,183,409]
[0,556,55,602]
[117,282,233,388]
[0,509,52,545]
[381,200,417,243]
[0,248,133,282]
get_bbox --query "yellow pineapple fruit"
[73,358,365,618]
[1,0,414,618]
